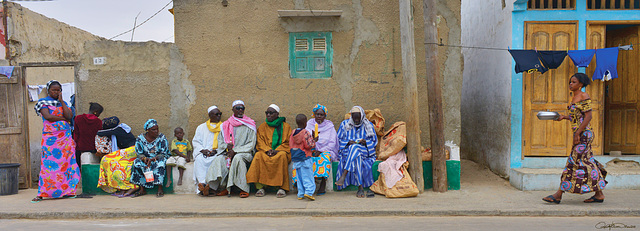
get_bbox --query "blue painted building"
[462,0,640,190]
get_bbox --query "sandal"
[239,191,249,198]
[131,191,146,198]
[356,189,365,198]
[584,196,604,203]
[216,189,229,196]
[198,183,210,196]
[366,190,375,198]
[63,195,77,199]
[156,191,164,198]
[304,194,315,201]
[542,195,561,204]
[255,188,265,197]
[31,196,43,203]
[276,189,286,198]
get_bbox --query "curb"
[2,209,639,219]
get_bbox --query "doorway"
[21,62,78,188]
[603,25,640,155]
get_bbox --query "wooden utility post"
[398,0,424,192]
[423,0,447,192]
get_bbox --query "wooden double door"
[523,21,640,156]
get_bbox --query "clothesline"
[423,41,638,51]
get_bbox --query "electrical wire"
[109,0,173,40]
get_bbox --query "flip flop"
[62,195,77,199]
[156,191,164,198]
[304,194,315,201]
[584,196,604,203]
[239,191,250,198]
[543,195,561,204]
[31,196,43,203]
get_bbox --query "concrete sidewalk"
[2,160,639,219]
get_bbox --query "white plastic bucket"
[144,170,154,183]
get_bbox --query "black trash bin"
[0,163,20,196]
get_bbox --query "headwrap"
[232,100,245,108]
[144,119,158,131]
[266,116,286,150]
[102,116,120,129]
[344,106,376,138]
[207,105,218,113]
[46,80,61,92]
[312,104,327,115]
[268,104,280,113]
[33,80,62,116]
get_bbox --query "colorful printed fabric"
[292,151,331,185]
[560,99,607,194]
[95,136,112,154]
[97,146,138,193]
[130,133,169,188]
[37,104,80,198]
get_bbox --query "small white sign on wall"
[93,57,106,65]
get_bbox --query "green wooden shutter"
[289,32,332,78]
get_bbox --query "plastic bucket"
[144,170,154,183]
[0,163,20,196]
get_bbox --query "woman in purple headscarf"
[292,104,338,195]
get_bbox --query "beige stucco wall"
[172,0,463,147]
[77,41,192,139]
[6,2,103,64]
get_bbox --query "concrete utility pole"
[398,0,424,192]
[422,0,447,192]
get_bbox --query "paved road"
[2,216,639,231]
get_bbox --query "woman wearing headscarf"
[130,119,170,197]
[31,80,80,203]
[95,116,139,197]
[335,106,378,198]
[292,104,338,195]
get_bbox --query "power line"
[109,0,173,40]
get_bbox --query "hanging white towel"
[27,85,40,102]
[61,82,75,103]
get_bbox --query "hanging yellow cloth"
[206,120,222,150]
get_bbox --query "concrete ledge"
[510,168,640,191]
[2,209,640,219]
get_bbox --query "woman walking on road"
[543,73,607,204]
[31,80,80,203]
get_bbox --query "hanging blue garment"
[593,47,619,81]
[0,66,15,78]
[509,50,548,74]
[538,51,568,69]
[567,49,596,67]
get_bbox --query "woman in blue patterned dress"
[130,119,169,197]
[543,73,607,204]
[335,106,378,198]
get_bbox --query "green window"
[289,32,332,79]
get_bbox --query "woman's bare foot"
[336,170,348,186]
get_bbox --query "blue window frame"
[289,32,333,78]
